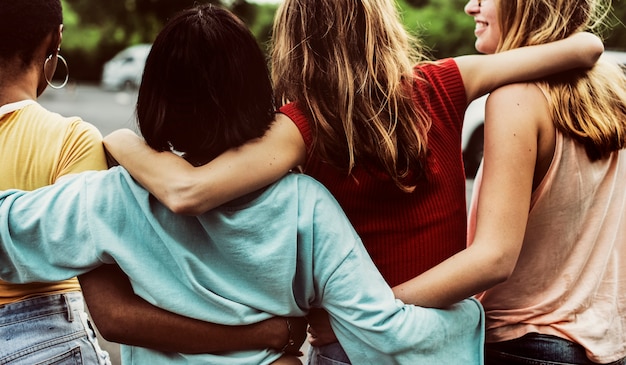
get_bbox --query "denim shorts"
[486,333,626,365]
[0,292,110,365]
[307,342,351,365]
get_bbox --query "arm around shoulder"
[393,84,545,308]
[104,114,306,215]
[456,32,603,103]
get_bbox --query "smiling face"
[464,0,500,54]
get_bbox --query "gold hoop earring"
[44,54,69,89]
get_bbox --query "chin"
[475,41,497,55]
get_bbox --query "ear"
[56,24,64,54]
[47,24,63,56]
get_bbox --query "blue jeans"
[486,333,626,365]
[0,292,110,365]
[307,342,350,365]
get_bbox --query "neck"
[0,90,36,107]
[0,64,41,106]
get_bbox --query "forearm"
[0,186,100,283]
[104,114,306,215]
[79,265,295,353]
[392,243,512,308]
[458,32,603,102]
[103,129,199,213]
[496,32,602,78]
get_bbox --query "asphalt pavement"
[39,81,139,137]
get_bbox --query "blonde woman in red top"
[392,0,626,363]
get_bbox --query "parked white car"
[101,44,152,91]
[461,50,626,178]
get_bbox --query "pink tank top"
[468,130,626,363]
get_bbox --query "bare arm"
[103,113,306,215]
[392,84,548,308]
[455,32,603,104]
[79,265,307,354]
[305,86,544,343]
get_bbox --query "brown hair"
[271,0,432,191]
[137,4,274,166]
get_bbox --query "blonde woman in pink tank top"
[393,0,626,363]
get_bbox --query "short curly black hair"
[0,0,62,67]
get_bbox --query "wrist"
[257,317,289,350]
[281,319,295,352]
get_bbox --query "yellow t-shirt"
[0,100,107,304]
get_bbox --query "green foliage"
[60,0,280,80]
[398,0,626,56]
[398,0,478,58]
[59,0,626,81]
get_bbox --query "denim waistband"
[487,333,626,365]
[0,292,83,325]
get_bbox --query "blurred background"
[61,0,626,85]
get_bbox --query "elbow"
[471,242,517,287]
[584,35,604,68]
[588,45,604,68]
[490,267,512,286]
[161,193,205,215]
[163,198,196,215]
[90,306,145,346]
[88,308,126,343]
[94,324,123,344]
[156,179,207,216]
[488,252,516,285]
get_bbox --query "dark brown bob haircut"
[137,4,274,166]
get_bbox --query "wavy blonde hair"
[496,0,626,159]
[270,0,431,191]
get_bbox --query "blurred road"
[37,82,474,365]
[39,82,139,137]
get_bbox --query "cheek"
[480,6,501,54]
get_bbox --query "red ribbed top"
[280,59,468,286]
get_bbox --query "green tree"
[61,0,272,80]
[399,0,477,58]
[59,0,625,81]
[400,0,626,57]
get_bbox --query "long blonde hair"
[497,0,626,159]
[271,0,431,191]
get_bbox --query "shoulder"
[487,83,549,117]
[278,102,305,121]
[277,104,313,151]
[413,59,466,124]
[26,103,102,141]
[414,58,462,86]
[275,172,330,196]
[483,83,551,147]
[272,173,341,210]
[80,167,150,207]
